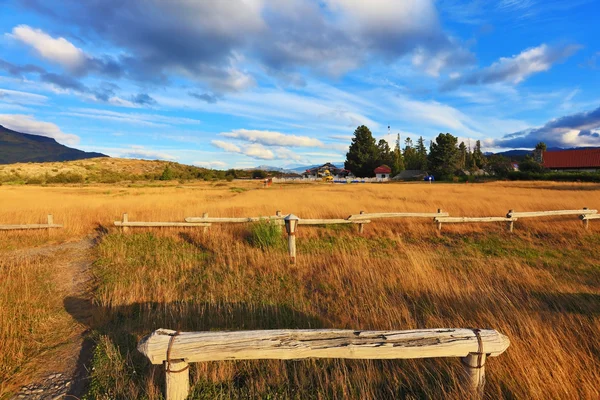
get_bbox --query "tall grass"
[1,181,599,398]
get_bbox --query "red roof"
[543,149,600,169]
[374,165,392,174]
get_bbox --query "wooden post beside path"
[122,213,129,233]
[202,212,209,234]
[284,214,299,264]
[436,209,443,231]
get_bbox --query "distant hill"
[0,125,107,164]
[250,162,345,173]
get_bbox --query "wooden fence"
[0,214,62,231]
[137,327,510,400]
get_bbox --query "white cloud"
[275,148,302,161]
[60,108,202,127]
[0,88,48,104]
[192,160,228,169]
[211,140,242,153]
[119,145,177,161]
[9,25,88,72]
[0,114,79,145]
[243,143,275,159]
[221,129,324,147]
[443,44,580,89]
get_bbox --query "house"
[542,149,600,172]
[374,165,392,179]
[303,163,349,178]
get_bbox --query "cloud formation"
[118,145,177,161]
[221,129,324,147]
[492,105,600,148]
[192,161,228,169]
[0,113,79,145]
[443,44,580,90]
[17,0,472,91]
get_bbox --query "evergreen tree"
[428,133,460,180]
[345,125,379,177]
[472,140,486,169]
[458,142,467,169]
[377,139,395,171]
[392,134,405,175]
[415,136,428,170]
[403,137,419,170]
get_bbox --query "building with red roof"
[542,149,600,172]
[374,165,392,179]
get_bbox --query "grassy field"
[1,180,599,399]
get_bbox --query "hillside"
[0,125,107,164]
[0,157,228,184]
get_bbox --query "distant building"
[542,149,600,172]
[303,162,349,178]
[374,165,392,179]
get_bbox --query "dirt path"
[10,238,96,400]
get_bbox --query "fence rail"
[138,327,510,400]
[506,209,597,218]
[0,215,62,231]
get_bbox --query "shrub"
[247,220,283,250]
[46,172,85,184]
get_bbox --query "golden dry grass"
[1,180,599,399]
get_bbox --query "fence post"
[461,352,486,398]
[47,214,54,236]
[202,212,209,234]
[583,208,589,230]
[276,210,282,232]
[122,213,129,233]
[437,209,443,231]
[284,214,299,264]
[165,360,189,400]
[358,211,365,234]
[507,210,514,233]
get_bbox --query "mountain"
[0,125,107,164]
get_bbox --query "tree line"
[344,125,496,179]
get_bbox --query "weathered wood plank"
[138,328,510,365]
[114,222,211,227]
[507,209,597,218]
[435,217,517,223]
[298,219,370,225]
[0,224,63,230]
[185,216,284,223]
[349,212,450,220]
[581,214,600,220]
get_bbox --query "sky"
[0,0,599,169]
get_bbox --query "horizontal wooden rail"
[0,215,62,231]
[435,217,516,223]
[298,218,370,225]
[138,328,510,400]
[185,216,284,223]
[507,209,597,218]
[348,211,449,220]
[580,214,600,220]
[114,221,210,228]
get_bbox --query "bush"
[247,220,283,250]
[46,172,85,184]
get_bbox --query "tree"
[535,142,547,152]
[403,137,418,170]
[519,156,545,173]
[252,170,267,179]
[485,155,513,177]
[392,134,405,176]
[458,142,467,169]
[159,164,174,180]
[345,125,379,177]
[377,139,395,171]
[415,136,428,170]
[472,140,486,169]
[428,133,460,180]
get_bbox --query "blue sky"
[1,0,599,169]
